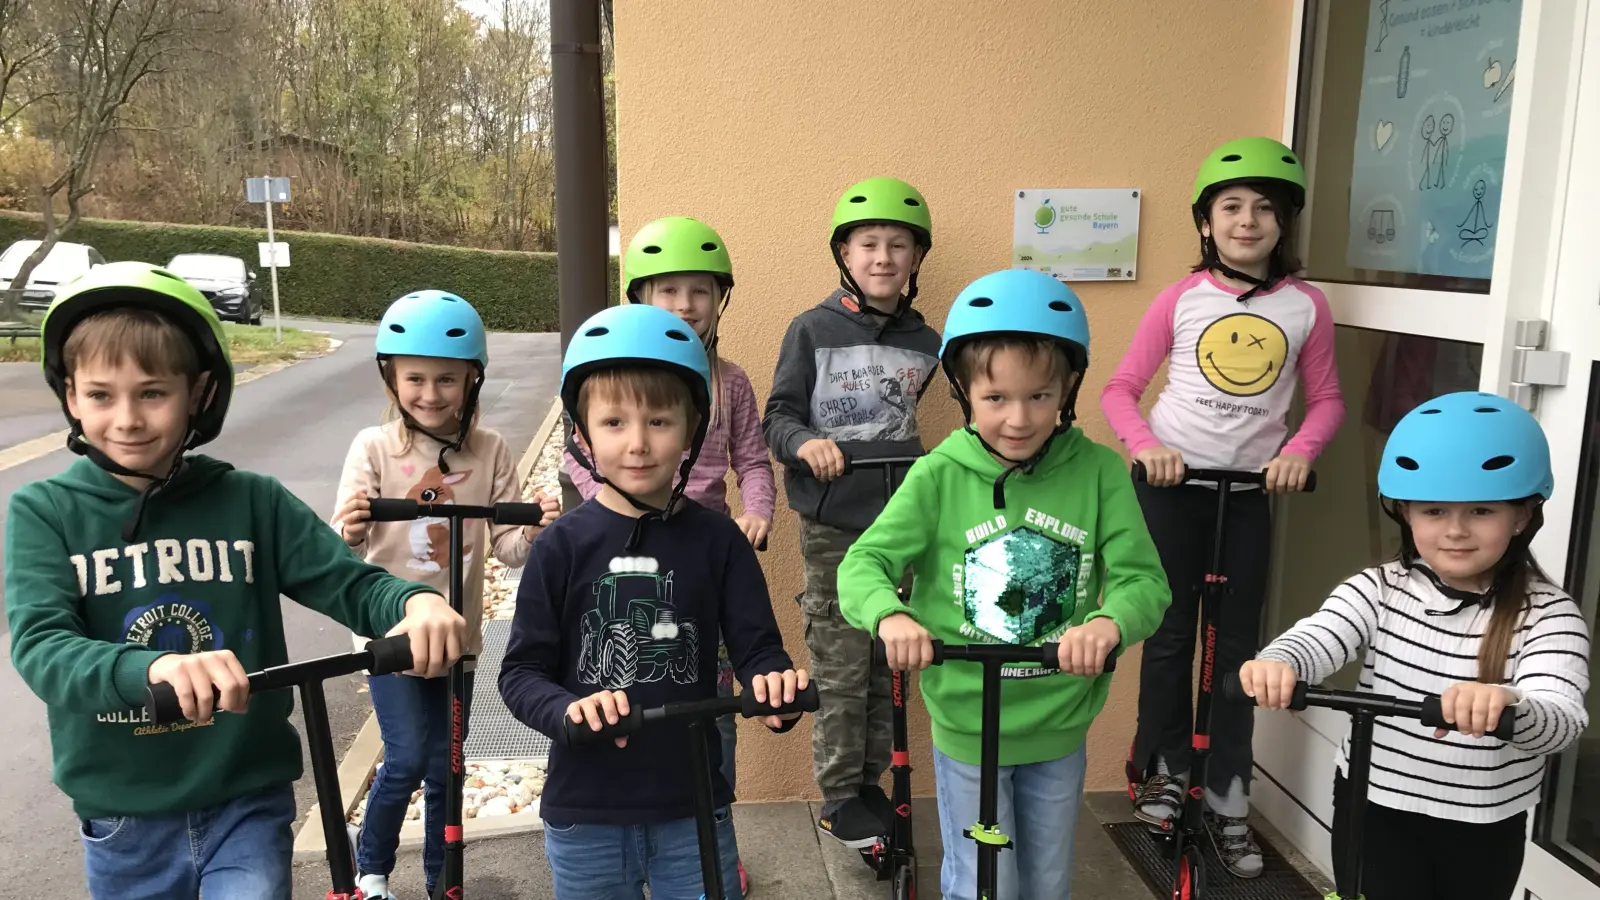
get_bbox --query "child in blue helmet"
[837,269,1171,900]
[498,303,808,900]
[332,290,561,900]
[1239,392,1590,900]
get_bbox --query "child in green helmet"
[762,177,942,847]
[1102,136,1346,878]
[4,262,466,900]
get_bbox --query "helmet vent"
[1483,455,1515,471]
[1396,456,1420,470]
[1282,155,1298,164]
[1049,300,1073,312]
[388,324,406,334]
[903,198,922,207]
[584,326,610,337]
[665,328,692,342]
[1474,406,1501,413]
[643,245,662,254]
[701,242,719,251]
[444,296,459,302]
[967,297,994,308]
[1420,408,1442,415]
[446,327,467,337]
[849,195,868,204]
[1221,153,1243,162]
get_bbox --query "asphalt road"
[0,318,560,896]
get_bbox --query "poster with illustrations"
[1012,188,1140,281]
[1345,0,1521,279]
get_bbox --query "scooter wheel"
[1172,844,1205,900]
[892,863,914,900]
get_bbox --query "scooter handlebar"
[564,683,822,745]
[1221,672,1515,740]
[367,498,420,522]
[367,498,548,525]
[144,634,414,726]
[872,638,1117,673]
[790,455,923,478]
[1131,461,1317,493]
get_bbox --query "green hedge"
[0,211,619,332]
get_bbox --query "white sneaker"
[357,872,398,899]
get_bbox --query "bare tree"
[6,0,219,292]
[0,0,59,129]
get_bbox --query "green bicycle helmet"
[830,177,933,249]
[42,260,234,448]
[1192,137,1307,211]
[623,217,734,302]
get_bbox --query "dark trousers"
[1130,481,1271,794]
[1332,774,1526,900]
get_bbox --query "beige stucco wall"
[614,0,1293,801]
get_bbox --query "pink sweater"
[1101,271,1345,471]
[565,358,777,519]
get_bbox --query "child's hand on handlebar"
[1436,682,1516,739]
[520,491,563,542]
[1058,618,1121,675]
[147,650,250,724]
[797,439,846,482]
[878,612,934,671]
[1134,446,1186,487]
[1238,659,1299,709]
[387,592,466,678]
[337,489,372,546]
[567,690,632,747]
[1264,452,1312,493]
[750,668,811,728]
[735,514,771,548]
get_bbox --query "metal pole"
[264,175,283,343]
[551,0,609,513]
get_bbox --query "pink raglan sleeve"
[563,434,603,502]
[722,362,777,522]
[1100,282,1183,456]
[1280,284,1345,461]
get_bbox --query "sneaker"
[818,797,885,849]
[858,783,895,829]
[1204,809,1264,879]
[738,860,752,898]
[1132,772,1186,831]
[357,873,399,899]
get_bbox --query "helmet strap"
[951,374,1084,508]
[1382,497,1545,612]
[378,359,484,474]
[67,419,196,541]
[567,404,712,552]
[831,244,917,319]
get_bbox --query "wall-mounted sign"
[1012,188,1141,282]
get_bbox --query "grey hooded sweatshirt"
[762,290,942,532]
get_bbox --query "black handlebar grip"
[1037,642,1061,670]
[491,502,547,526]
[737,682,821,718]
[144,681,187,726]
[1131,460,1150,483]
[367,498,421,522]
[1223,672,1252,705]
[366,634,413,676]
[1420,695,1517,740]
[564,705,645,745]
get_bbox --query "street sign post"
[245,176,292,341]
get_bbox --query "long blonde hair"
[638,276,726,432]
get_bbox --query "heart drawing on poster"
[1375,120,1395,151]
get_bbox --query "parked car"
[165,253,262,325]
[0,239,107,312]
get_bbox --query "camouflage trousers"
[799,517,894,803]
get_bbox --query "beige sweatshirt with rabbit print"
[333,420,533,663]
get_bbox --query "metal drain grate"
[463,620,551,761]
[1103,821,1323,900]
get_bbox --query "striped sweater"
[1257,561,1590,823]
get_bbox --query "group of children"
[0,132,1589,900]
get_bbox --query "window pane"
[1267,327,1482,688]
[1537,362,1600,877]
[1295,0,1522,292]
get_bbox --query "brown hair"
[577,366,701,435]
[948,336,1074,394]
[1192,180,1304,279]
[379,358,482,456]
[63,308,201,383]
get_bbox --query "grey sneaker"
[1204,810,1264,879]
[1133,772,1186,831]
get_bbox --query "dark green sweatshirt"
[4,455,432,819]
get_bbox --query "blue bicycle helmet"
[1378,391,1554,502]
[939,268,1090,383]
[560,303,712,423]
[375,290,489,368]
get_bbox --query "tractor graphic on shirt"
[578,556,699,689]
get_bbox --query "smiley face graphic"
[1195,313,1288,397]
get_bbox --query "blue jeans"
[357,670,475,892]
[544,807,743,900]
[715,660,737,792]
[80,783,295,900]
[932,744,1087,900]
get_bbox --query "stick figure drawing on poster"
[1419,116,1437,190]
[1376,0,1390,51]
[1458,180,1492,247]
[1434,114,1454,189]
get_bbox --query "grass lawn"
[0,323,329,365]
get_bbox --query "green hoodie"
[839,427,1170,766]
[4,455,433,819]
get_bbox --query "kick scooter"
[922,638,1118,900]
[147,635,416,900]
[566,684,822,900]
[1126,462,1316,900]
[1222,673,1514,899]
[365,496,550,900]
